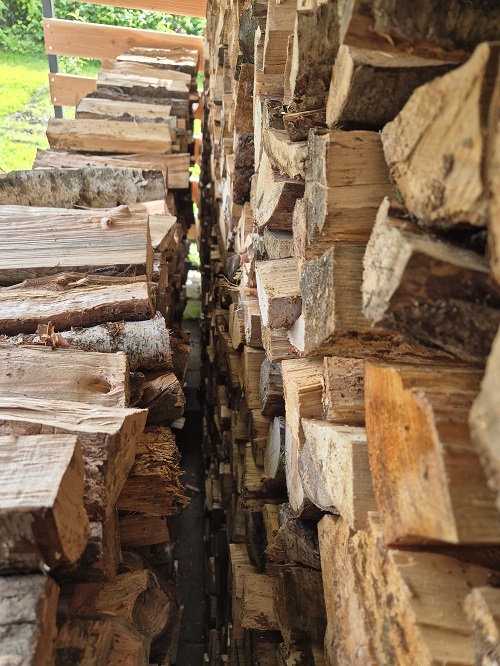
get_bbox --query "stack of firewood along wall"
[0,46,202,666]
[198,1,500,664]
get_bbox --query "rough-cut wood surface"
[0,434,90,572]
[0,575,59,666]
[464,587,500,666]
[0,397,147,520]
[365,362,499,545]
[265,502,320,570]
[46,118,173,155]
[322,356,365,425]
[0,346,130,407]
[33,150,190,189]
[260,357,285,417]
[0,204,153,286]
[118,46,199,75]
[241,573,279,630]
[75,97,175,124]
[0,273,153,335]
[255,258,302,329]
[0,167,165,208]
[363,199,500,363]
[119,515,169,548]
[133,370,185,424]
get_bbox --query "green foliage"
[0,0,205,54]
[187,241,200,268]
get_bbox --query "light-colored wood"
[263,0,295,74]
[241,573,279,630]
[365,362,500,545]
[326,45,457,130]
[96,70,189,99]
[265,502,320,570]
[33,150,190,189]
[300,420,376,529]
[0,346,129,407]
[43,18,203,68]
[260,357,285,417]
[101,58,191,84]
[249,409,272,468]
[229,543,258,639]
[48,72,96,107]
[0,273,153,335]
[0,575,59,666]
[262,128,307,179]
[322,356,365,424]
[119,515,169,547]
[0,396,147,520]
[242,346,266,410]
[470,326,500,513]
[0,166,166,208]
[117,426,188,516]
[363,198,500,363]
[381,43,498,229]
[464,587,500,666]
[264,416,285,480]
[76,97,175,124]
[281,357,323,450]
[318,515,375,666]
[74,0,206,18]
[117,46,199,75]
[262,229,294,260]
[0,434,90,571]
[240,299,263,349]
[47,119,172,155]
[134,370,185,424]
[255,258,302,329]
[0,204,153,286]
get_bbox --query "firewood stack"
[199,1,500,664]
[0,46,201,661]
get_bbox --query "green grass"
[0,51,100,172]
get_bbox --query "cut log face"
[134,370,185,425]
[0,167,166,208]
[262,129,308,179]
[274,566,326,644]
[33,151,190,190]
[0,434,90,572]
[0,346,130,407]
[119,515,169,548]
[117,47,199,75]
[255,258,302,329]
[0,575,59,666]
[240,300,263,349]
[265,502,320,570]
[75,97,176,124]
[0,396,147,520]
[117,426,188,516]
[300,420,376,529]
[326,45,458,130]
[264,416,286,480]
[0,273,154,335]
[47,118,173,154]
[260,357,285,417]
[470,326,500,513]
[381,43,500,229]
[362,199,500,363]
[262,229,294,260]
[322,356,365,424]
[241,573,279,630]
[364,362,500,545]
[0,204,153,286]
[464,587,500,666]
[318,515,375,665]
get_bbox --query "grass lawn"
[0,51,100,172]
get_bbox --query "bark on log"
[0,396,147,520]
[0,167,165,208]
[0,273,154,335]
[0,434,89,572]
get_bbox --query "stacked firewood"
[0,46,200,665]
[199,1,500,664]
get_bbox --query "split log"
[262,0,295,74]
[381,43,499,229]
[264,416,286,481]
[0,167,166,208]
[265,502,320,570]
[100,58,190,85]
[0,434,89,572]
[33,151,190,189]
[47,118,172,154]
[75,97,176,125]
[262,229,294,260]
[0,575,59,666]
[55,616,147,666]
[262,129,307,179]
[464,587,500,666]
[282,107,327,142]
[119,515,169,548]
[300,420,376,529]
[318,515,375,666]
[252,152,305,231]
[229,543,258,639]
[260,357,285,417]
[363,199,500,363]
[242,346,266,410]
[229,302,245,350]
[281,357,323,450]
[233,132,255,205]
[242,443,285,507]
[255,258,301,329]
[96,69,189,101]
[322,356,365,424]
[249,409,272,468]
[364,361,500,545]
[0,204,154,286]
[241,573,279,631]
[133,370,185,424]
[117,427,189,517]
[0,346,130,407]
[0,396,147,520]
[350,516,496,666]
[262,325,300,362]
[470,326,500,512]
[170,332,191,383]
[117,46,199,75]
[326,45,457,130]
[298,130,391,261]
[0,273,154,335]
[86,87,188,118]
[240,299,263,348]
